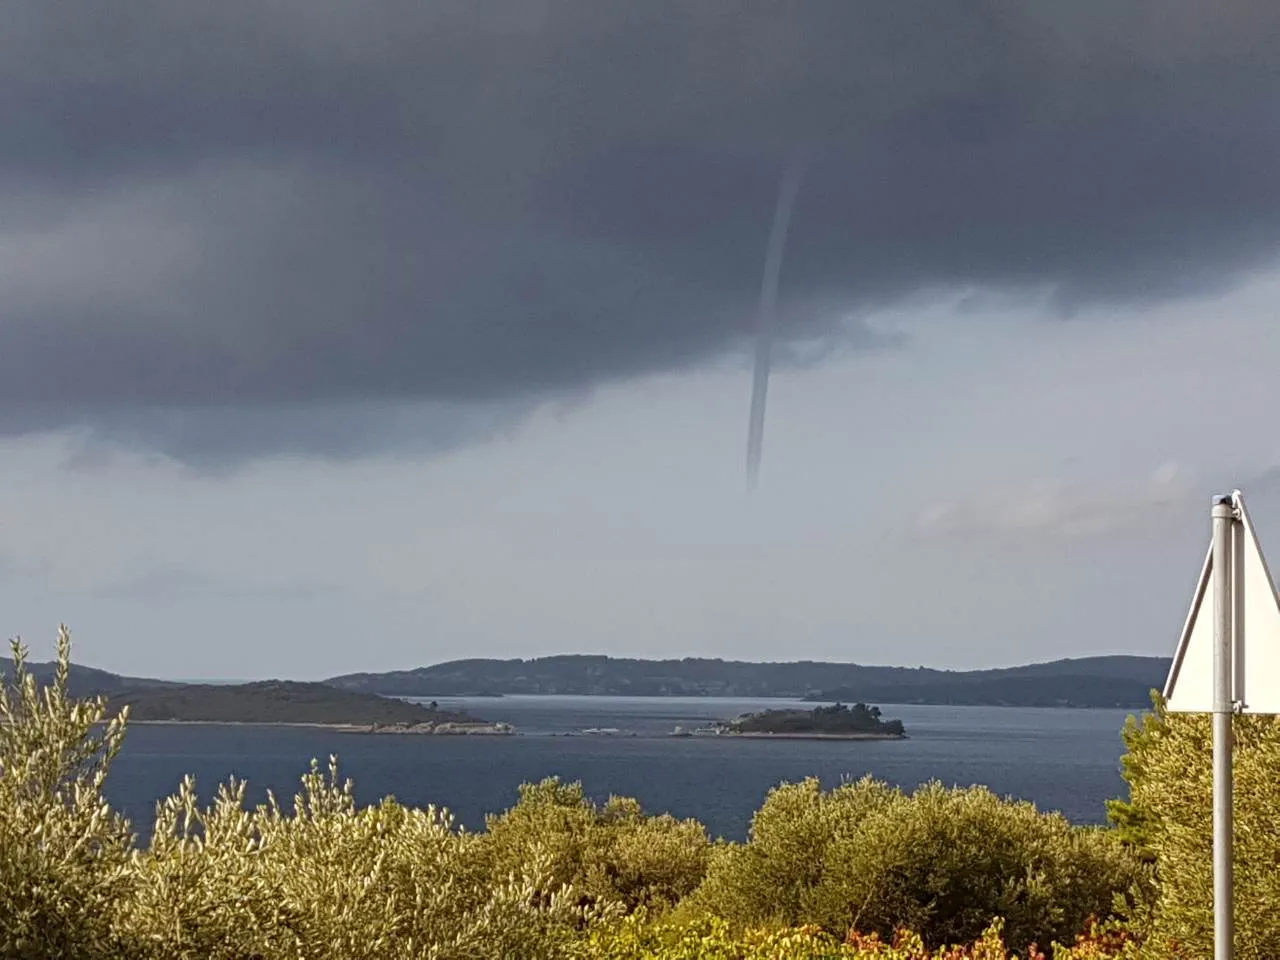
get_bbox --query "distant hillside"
[325,654,1171,708]
[110,681,476,726]
[4,651,1170,711]
[810,673,1157,708]
[0,657,174,699]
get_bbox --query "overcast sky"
[4,2,1280,679]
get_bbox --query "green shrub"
[478,777,712,912]
[119,761,603,960]
[578,912,861,959]
[686,776,898,927]
[0,628,136,960]
[691,776,1147,950]
[578,913,1146,959]
[1108,694,1280,960]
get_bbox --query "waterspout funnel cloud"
[746,148,808,491]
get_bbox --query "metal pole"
[1212,494,1235,960]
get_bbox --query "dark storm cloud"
[2,1,1279,459]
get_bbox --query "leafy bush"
[691,776,1148,950]
[579,913,1144,959]
[477,777,712,912]
[117,763,598,960]
[0,628,135,960]
[1108,694,1280,960]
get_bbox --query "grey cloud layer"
[3,1,1280,457]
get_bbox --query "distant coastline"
[106,681,502,731]
[325,654,1167,709]
[4,652,1169,713]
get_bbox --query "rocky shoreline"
[128,719,517,735]
[359,720,515,736]
[718,730,906,741]
[670,725,904,741]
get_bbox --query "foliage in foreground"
[478,777,712,913]
[1108,693,1280,959]
[691,777,1145,950]
[0,627,135,959]
[583,913,1145,959]
[1,629,1156,959]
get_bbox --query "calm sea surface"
[105,696,1139,840]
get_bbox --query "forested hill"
[110,681,475,726]
[325,654,1171,708]
[0,657,175,698]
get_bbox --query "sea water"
[106,697,1137,840]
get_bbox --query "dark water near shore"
[105,696,1137,840]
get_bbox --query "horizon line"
[11,650,1172,685]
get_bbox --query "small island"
[709,702,906,740]
[110,681,515,735]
